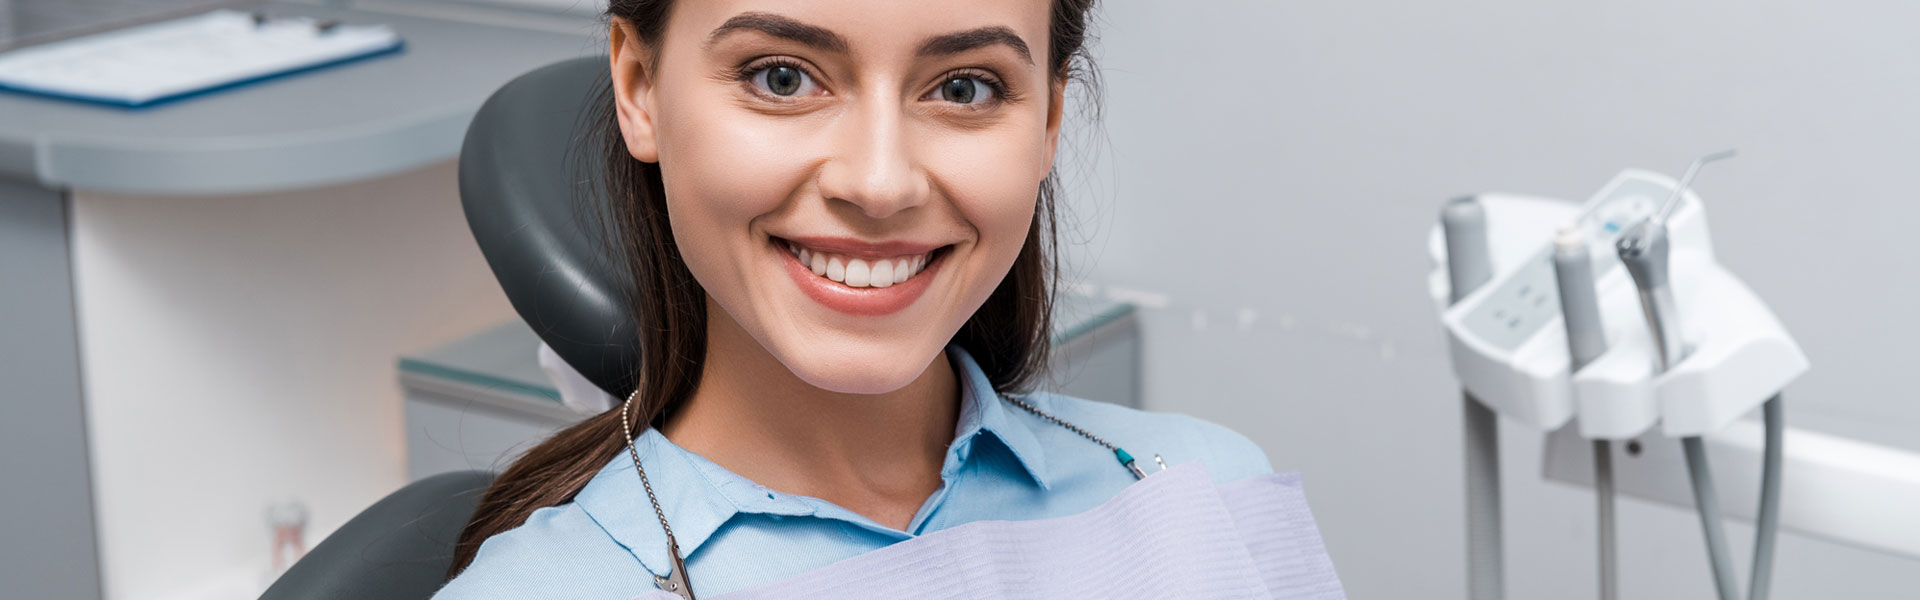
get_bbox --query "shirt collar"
[575,428,817,578]
[572,344,1052,577]
[945,343,1052,490]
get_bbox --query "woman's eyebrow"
[704,13,1033,67]
[918,26,1033,66]
[705,12,849,53]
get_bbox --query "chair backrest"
[257,470,494,600]
[459,55,638,398]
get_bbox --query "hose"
[1683,436,1740,600]
[1594,440,1617,600]
[1464,395,1504,600]
[1748,394,1784,600]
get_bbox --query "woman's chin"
[774,343,948,396]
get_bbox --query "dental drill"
[1615,150,1784,600]
[1615,150,1732,370]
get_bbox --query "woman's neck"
[659,298,960,530]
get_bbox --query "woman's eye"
[751,65,817,97]
[933,76,996,105]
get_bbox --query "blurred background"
[1,0,1914,599]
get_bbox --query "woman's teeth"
[788,243,931,288]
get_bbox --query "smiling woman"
[432,1,1280,598]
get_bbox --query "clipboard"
[0,9,404,109]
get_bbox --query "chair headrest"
[459,56,638,398]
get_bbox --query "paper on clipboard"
[0,9,402,108]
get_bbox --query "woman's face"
[610,0,1062,394]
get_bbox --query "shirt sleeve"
[1170,412,1275,485]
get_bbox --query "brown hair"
[448,0,1099,577]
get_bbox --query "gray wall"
[1064,1,1918,598]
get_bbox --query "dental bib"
[629,462,1346,600]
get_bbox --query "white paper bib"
[632,462,1345,600]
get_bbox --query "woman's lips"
[777,238,944,316]
[779,235,944,258]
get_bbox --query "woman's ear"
[1041,79,1066,178]
[609,18,661,163]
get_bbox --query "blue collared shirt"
[434,345,1272,599]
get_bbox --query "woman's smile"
[773,235,951,316]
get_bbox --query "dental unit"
[1431,152,1806,600]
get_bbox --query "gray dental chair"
[258,55,636,600]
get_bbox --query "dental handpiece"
[1443,196,1493,304]
[1617,149,1734,370]
[1619,150,1744,600]
[1553,227,1607,370]
[1616,220,1685,369]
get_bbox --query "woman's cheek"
[658,168,760,301]
[659,114,816,278]
[930,127,1048,256]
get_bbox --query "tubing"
[1593,440,1618,600]
[1682,436,1741,600]
[1463,397,1504,600]
[1749,395,1784,600]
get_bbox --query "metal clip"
[1122,453,1169,479]
[653,543,696,600]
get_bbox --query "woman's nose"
[815,104,931,220]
